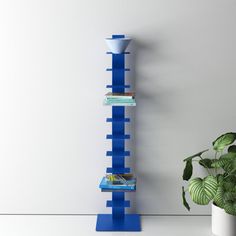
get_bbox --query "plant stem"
[214,151,218,175]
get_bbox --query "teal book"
[104,99,136,106]
[105,98,135,103]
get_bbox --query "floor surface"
[0,215,212,236]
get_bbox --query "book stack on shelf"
[100,174,136,192]
[104,92,136,106]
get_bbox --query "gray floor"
[0,215,213,236]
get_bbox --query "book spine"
[106,96,134,99]
[105,99,135,103]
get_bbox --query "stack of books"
[99,174,136,191]
[104,92,136,106]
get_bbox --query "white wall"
[0,0,236,215]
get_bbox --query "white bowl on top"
[105,37,131,54]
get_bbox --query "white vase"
[212,203,236,236]
[105,38,131,54]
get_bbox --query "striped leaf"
[223,159,236,174]
[189,176,218,205]
[224,192,236,202]
[221,152,236,160]
[211,159,229,168]
[216,174,224,185]
[223,181,236,192]
[224,175,236,183]
[211,153,236,168]
[213,133,236,151]
[224,202,236,216]
[214,186,224,208]
[214,187,235,204]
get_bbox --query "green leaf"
[224,202,236,216]
[183,160,193,181]
[224,192,236,201]
[211,153,236,168]
[199,159,214,169]
[212,160,224,168]
[228,145,236,153]
[184,149,209,162]
[221,152,236,159]
[223,181,236,192]
[214,187,236,209]
[213,133,236,151]
[224,175,236,183]
[188,176,218,205]
[214,186,224,208]
[216,174,224,185]
[182,187,190,211]
[223,158,236,174]
[212,159,229,168]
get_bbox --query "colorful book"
[99,176,136,191]
[105,92,135,99]
[105,98,135,103]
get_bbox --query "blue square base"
[96,214,141,231]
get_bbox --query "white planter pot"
[212,203,236,236]
[105,38,131,54]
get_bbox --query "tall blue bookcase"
[96,35,141,231]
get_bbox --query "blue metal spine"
[96,34,141,231]
[111,35,126,220]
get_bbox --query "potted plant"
[182,132,236,236]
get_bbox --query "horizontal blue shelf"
[106,200,130,208]
[106,118,130,122]
[106,134,130,140]
[101,189,136,192]
[106,167,130,174]
[104,103,136,107]
[106,52,130,55]
[106,85,130,89]
[106,151,130,157]
[106,68,130,72]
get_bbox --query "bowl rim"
[105,37,131,41]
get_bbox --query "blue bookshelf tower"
[96,35,141,231]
